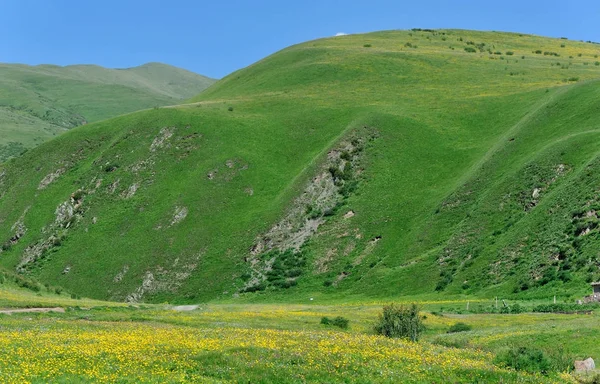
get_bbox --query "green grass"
[0,29,599,306]
[0,62,215,160]
[0,291,597,382]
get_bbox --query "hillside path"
[0,307,65,315]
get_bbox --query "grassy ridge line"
[0,62,216,161]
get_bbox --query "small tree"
[373,303,424,341]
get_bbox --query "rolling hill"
[1,29,600,304]
[0,62,215,161]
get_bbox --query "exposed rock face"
[574,358,595,372]
[38,169,65,190]
[150,127,174,152]
[241,128,378,292]
[170,206,188,226]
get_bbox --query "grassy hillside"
[0,62,215,161]
[0,29,599,304]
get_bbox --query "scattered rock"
[38,169,65,190]
[113,265,129,283]
[244,187,254,196]
[532,188,540,199]
[574,358,595,372]
[122,183,139,199]
[108,179,120,194]
[62,266,71,274]
[170,206,188,226]
[343,210,355,219]
[150,127,174,152]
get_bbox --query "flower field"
[0,311,565,383]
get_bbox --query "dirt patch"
[171,305,200,311]
[0,307,65,315]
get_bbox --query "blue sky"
[1,0,599,79]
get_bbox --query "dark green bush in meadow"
[494,346,573,374]
[374,303,424,341]
[320,316,349,329]
[447,322,472,333]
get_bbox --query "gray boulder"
[574,357,595,372]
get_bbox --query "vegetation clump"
[320,316,350,329]
[494,346,572,374]
[447,322,472,333]
[374,303,424,341]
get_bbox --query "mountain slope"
[0,30,599,303]
[0,62,215,160]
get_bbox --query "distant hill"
[0,30,600,303]
[0,62,215,161]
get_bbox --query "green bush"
[464,47,477,53]
[321,316,349,329]
[495,347,551,374]
[447,322,472,333]
[494,346,572,374]
[373,303,424,341]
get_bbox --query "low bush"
[494,347,551,374]
[494,346,572,374]
[464,47,476,53]
[373,303,424,341]
[447,322,472,333]
[321,316,349,329]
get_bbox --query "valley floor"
[0,292,598,383]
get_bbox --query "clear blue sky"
[1,0,599,79]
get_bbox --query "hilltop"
[0,30,599,303]
[0,62,215,160]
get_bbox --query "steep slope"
[0,30,599,303]
[0,63,215,160]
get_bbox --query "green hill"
[0,62,215,161]
[0,29,600,303]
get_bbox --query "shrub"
[506,51,514,55]
[494,346,572,374]
[447,322,472,333]
[495,347,552,374]
[227,106,234,112]
[363,44,372,48]
[373,303,424,341]
[510,303,524,314]
[464,47,476,53]
[321,316,349,329]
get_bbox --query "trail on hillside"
[0,307,65,314]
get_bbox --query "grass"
[0,287,588,383]
[1,284,597,382]
[0,29,599,306]
[0,62,215,161]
